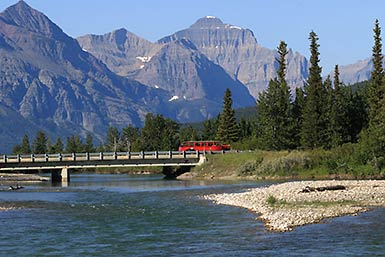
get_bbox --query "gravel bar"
[204,180,385,232]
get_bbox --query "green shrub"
[256,151,311,175]
[267,195,286,206]
[267,195,277,205]
[237,156,263,176]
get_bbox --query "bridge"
[0,151,206,182]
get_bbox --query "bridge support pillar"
[51,168,70,183]
[61,168,70,182]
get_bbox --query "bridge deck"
[0,151,204,171]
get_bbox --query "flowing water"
[0,174,384,256]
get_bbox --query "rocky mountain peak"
[190,16,226,29]
[0,0,66,40]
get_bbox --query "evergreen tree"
[65,135,84,153]
[161,118,179,150]
[348,87,368,143]
[12,145,22,154]
[141,113,179,150]
[141,113,161,150]
[105,126,120,152]
[300,31,327,149]
[121,125,141,152]
[368,19,385,125]
[52,137,64,153]
[238,118,253,140]
[179,125,199,142]
[46,136,53,153]
[359,19,385,161]
[256,88,274,149]
[330,65,350,147]
[20,134,31,154]
[84,134,95,152]
[292,87,305,148]
[256,41,293,150]
[201,117,219,140]
[216,88,239,143]
[322,75,333,148]
[32,131,47,154]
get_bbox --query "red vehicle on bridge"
[178,141,231,152]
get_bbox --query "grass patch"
[266,195,287,206]
[296,200,358,207]
[268,199,359,208]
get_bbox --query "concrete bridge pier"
[51,167,70,183]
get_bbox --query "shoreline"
[0,173,49,182]
[204,180,385,232]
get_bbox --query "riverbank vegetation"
[9,20,385,180]
[192,146,385,180]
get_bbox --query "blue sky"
[1,0,384,74]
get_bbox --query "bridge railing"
[0,151,202,164]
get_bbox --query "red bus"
[178,141,231,152]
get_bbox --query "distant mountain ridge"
[333,58,372,84]
[78,16,309,100]
[158,16,309,98]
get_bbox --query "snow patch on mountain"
[168,95,179,102]
[136,56,152,62]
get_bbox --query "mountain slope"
[131,39,255,120]
[78,28,163,77]
[332,58,372,84]
[0,1,170,152]
[159,16,309,98]
[78,28,256,121]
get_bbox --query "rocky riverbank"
[0,173,49,182]
[204,180,385,232]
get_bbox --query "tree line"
[254,34,368,151]
[12,96,238,154]
[12,20,385,167]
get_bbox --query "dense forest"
[12,20,385,174]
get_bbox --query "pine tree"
[300,31,327,149]
[20,134,31,154]
[141,113,179,150]
[256,41,293,150]
[161,118,179,150]
[292,87,305,148]
[52,137,64,153]
[32,131,48,154]
[322,75,333,148]
[348,86,368,143]
[359,19,385,161]
[179,125,199,142]
[105,126,120,151]
[330,65,350,147]
[46,136,53,153]
[216,88,239,143]
[238,118,252,140]
[121,125,141,152]
[368,19,385,125]
[65,135,84,153]
[201,117,219,140]
[84,134,95,153]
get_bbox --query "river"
[0,174,384,256]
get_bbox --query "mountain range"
[0,1,374,153]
